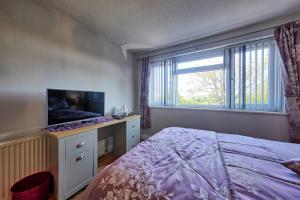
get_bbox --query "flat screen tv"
[47,89,105,126]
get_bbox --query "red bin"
[10,171,52,200]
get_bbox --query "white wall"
[0,0,135,140]
[142,107,290,142]
[135,12,300,142]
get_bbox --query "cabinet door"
[65,148,94,197]
[126,119,140,151]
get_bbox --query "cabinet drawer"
[126,119,140,138]
[127,119,140,130]
[128,131,140,145]
[126,119,140,151]
[65,149,94,195]
[128,137,140,149]
[66,132,94,158]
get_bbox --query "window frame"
[148,37,284,113]
[227,38,284,112]
[173,48,226,109]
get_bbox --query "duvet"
[81,127,300,200]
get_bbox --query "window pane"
[234,48,242,109]
[230,40,282,112]
[177,56,223,70]
[177,70,225,106]
[149,59,175,106]
[244,45,270,109]
[149,61,164,105]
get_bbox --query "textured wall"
[0,0,134,138]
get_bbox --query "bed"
[81,127,300,200]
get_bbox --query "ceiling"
[42,0,300,52]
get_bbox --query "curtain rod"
[136,26,276,61]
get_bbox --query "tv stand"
[48,115,140,200]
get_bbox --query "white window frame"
[174,49,225,109]
[148,37,284,112]
[226,38,284,112]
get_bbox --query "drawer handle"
[76,142,85,148]
[132,125,135,128]
[76,154,85,162]
[132,135,135,138]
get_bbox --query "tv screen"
[47,89,105,126]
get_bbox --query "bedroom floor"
[48,153,119,200]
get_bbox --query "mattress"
[81,127,300,200]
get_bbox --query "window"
[229,40,283,111]
[149,38,284,112]
[176,51,225,108]
[149,59,175,106]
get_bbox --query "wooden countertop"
[47,115,141,139]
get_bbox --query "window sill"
[149,106,288,116]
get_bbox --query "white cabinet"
[50,130,97,200]
[49,115,141,200]
[126,118,140,151]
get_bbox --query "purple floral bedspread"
[81,127,300,200]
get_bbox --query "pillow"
[282,158,300,175]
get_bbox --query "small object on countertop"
[112,105,130,119]
[112,112,135,119]
[112,113,126,119]
[123,105,129,116]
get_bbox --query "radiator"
[0,134,50,200]
[97,136,113,157]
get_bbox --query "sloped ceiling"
[42,0,300,52]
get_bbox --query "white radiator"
[97,136,113,157]
[0,134,50,200]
